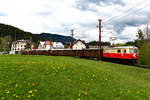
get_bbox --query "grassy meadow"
[0,55,150,100]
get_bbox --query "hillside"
[0,55,150,100]
[35,33,75,43]
[0,23,74,43]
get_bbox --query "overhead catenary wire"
[103,0,150,26]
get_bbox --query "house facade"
[38,41,64,50]
[11,40,28,51]
[73,40,86,50]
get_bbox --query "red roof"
[44,41,51,45]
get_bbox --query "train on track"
[21,46,138,64]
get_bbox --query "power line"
[103,0,150,25]
[106,2,150,26]
[103,0,148,24]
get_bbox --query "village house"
[72,40,86,50]
[38,41,64,50]
[11,40,33,52]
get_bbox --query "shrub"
[138,42,150,66]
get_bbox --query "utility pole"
[50,34,52,50]
[15,29,16,41]
[71,29,74,49]
[98,19,102,60]
[15,29,16,52]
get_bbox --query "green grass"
[0,55,150,100]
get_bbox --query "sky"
[0,0,150,43]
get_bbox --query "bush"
[138,42,150,66]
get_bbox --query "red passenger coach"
[103,46,138,63]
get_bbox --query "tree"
[138,42,150,66]
[87,41,111,46]
[0,37,5,51]
[135,29,145,48]
[136,29,144,41]
[2,35,12,52]
[136,25,150,66]
[143,24,150,40]
[25,42,32,50]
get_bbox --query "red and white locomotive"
[103,46,138,63]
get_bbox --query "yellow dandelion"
[78,98,80,100]
[128,90,130,93]
[6,90,10,94]
[32,83,36,86]
[29,90,33,94]
[1,97,5,100]
[78,93,80,96]
[16,95,19,98]
[27,95,31,98]
[31,94,34,96]
[34,89,37,92]
[13,94,16,96]
[137,91,140,94]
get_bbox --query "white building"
[38,41,45,50]
[38,41,64,50]
[53,42,64,49]
[73,40,86,50]
[11,40,33,52]
[11,40,27,51]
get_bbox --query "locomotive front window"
[124,49,126,53]
[134,49,137,53]
[117,49,121,53]
[130,49,137,53]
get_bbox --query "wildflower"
[31,94,34,96]
[16,84,18,87]
[1,97,5,100]
[137,91,140,94]
[6,90,10,94]
[34,89,37,92]
[32,83,36,86]
[78,93,80,96]
[128,90,130,93]
[78,98,80,100]
[16,95,19,98]
[92,74,95,77]
[29,90,33,94]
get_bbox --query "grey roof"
[12,40,29,44]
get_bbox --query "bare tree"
[2,35,12,52]
[143,24,150,40]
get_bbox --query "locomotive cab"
[103,46,138,60]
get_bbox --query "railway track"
[21,49,150,69]
[76,56,150,69]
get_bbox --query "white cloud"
[0,0,150,43]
